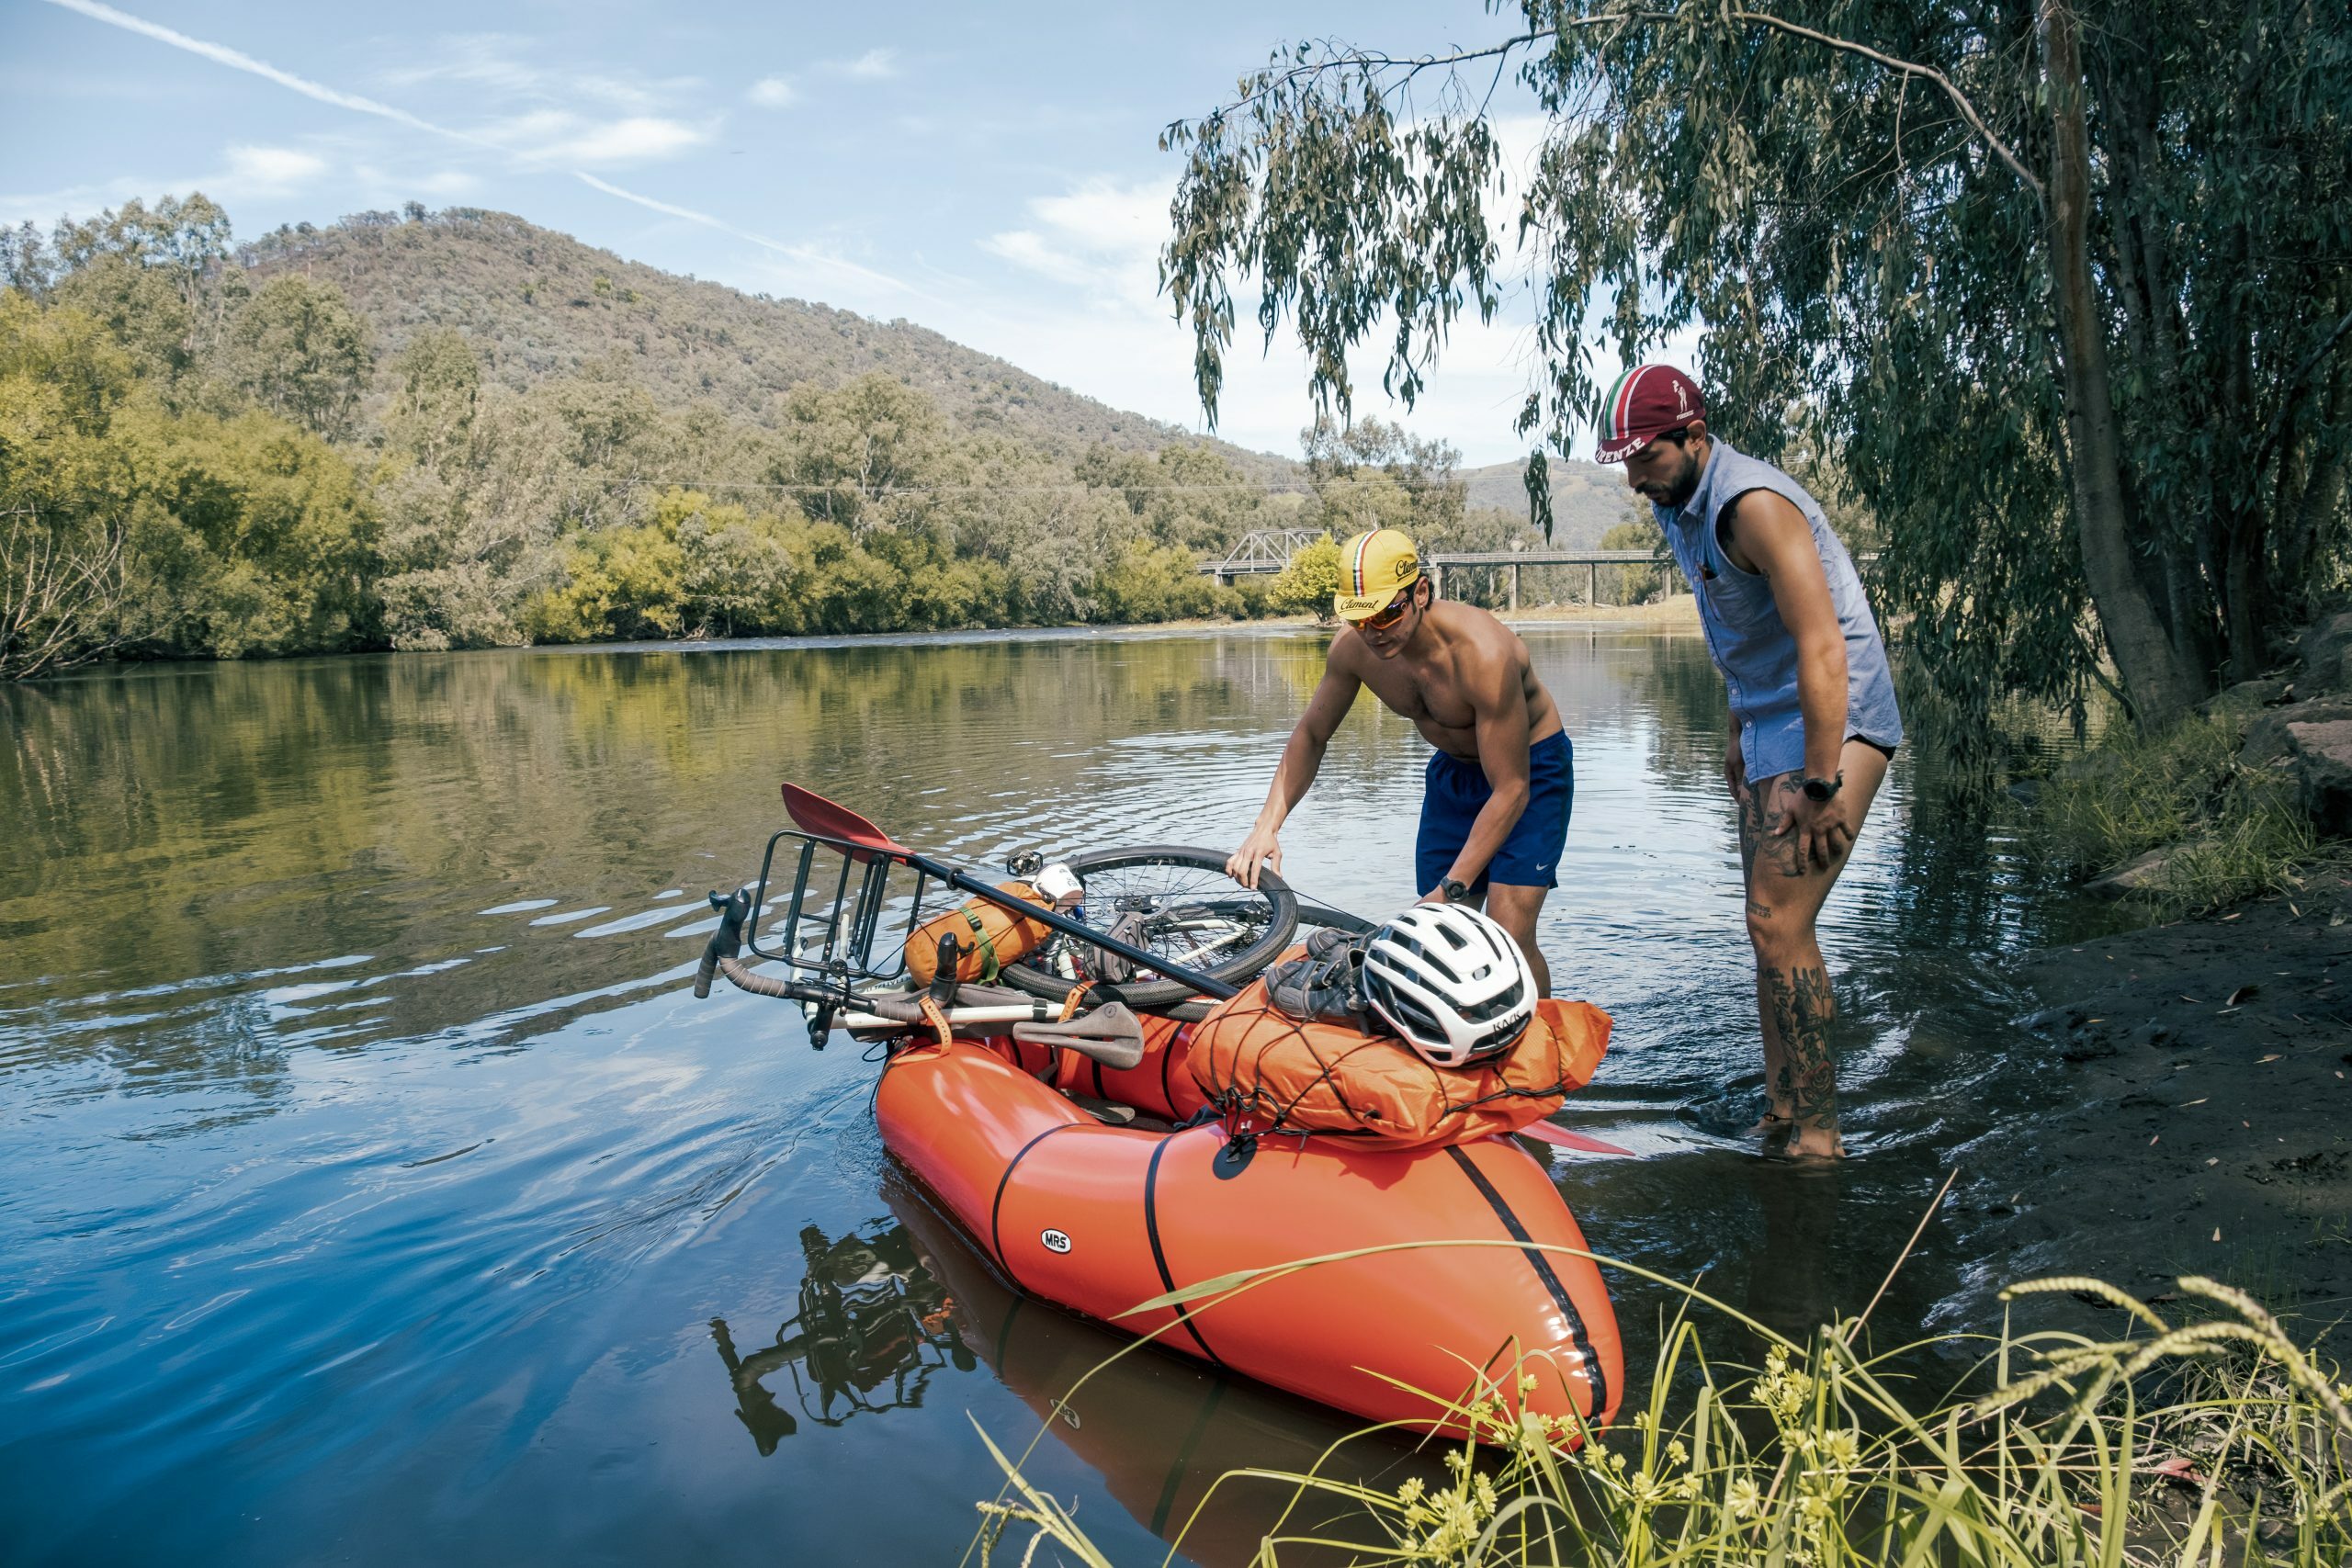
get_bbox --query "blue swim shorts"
[1415,730,1575,895]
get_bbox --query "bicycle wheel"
[1000,845,1299,1010]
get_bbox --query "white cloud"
[381,35,692,116]
[826,48,898,81]
[980,176,1172,314]
[484,110,709,167]
[220,144,329,192]
[547,116,709,165]
[747,75,796,108]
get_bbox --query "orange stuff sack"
[905,882,1054,986]
[1188,974,1610,1151]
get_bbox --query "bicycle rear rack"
[746,828,939,992]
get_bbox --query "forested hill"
[1459,458,1639,551]
[241,207,1295,482]
[3,194,1612,680]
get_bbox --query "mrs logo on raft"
[1040,1228,1073,1254]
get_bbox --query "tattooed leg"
[1763,962,1840,1156]
[1738,795,1793,1130]
[1736,739,1893,1157]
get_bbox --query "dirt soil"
[1953,871,2352,1330]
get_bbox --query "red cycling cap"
[1595,364,1705,464]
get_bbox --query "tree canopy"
[1162,0,2352,724]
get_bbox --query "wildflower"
[1821,1428,1860,1470]
[1474,1473,1498,1513]
[1727,1477,1762,1519]
[1666,1439,1689,1468]
[1518,1371,1539,1394]
[1397,1476,1425,1506]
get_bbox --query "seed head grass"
[970,1247,2351,1567]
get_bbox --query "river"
[0,626,2117,1565]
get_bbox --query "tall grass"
[971,1247,2351,1567]
[2035,711,2319,912]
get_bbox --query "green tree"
[230,276,372,440]
[1270,533,1342,618]
[0,296,141,676]
[1599,518,1664,604]
[778,371,948,527]
[1161,2,2352,725]
[385,328,481,471]
[121,405,381,659]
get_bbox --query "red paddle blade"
[782,783,909,858]
[1521,1122,1634,1156]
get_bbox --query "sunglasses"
[1359,592,1415,631]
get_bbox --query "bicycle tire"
[999,845,1299,1010]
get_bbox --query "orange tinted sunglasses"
[1359,591,1415,631]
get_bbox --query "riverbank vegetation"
[2035,709,2321,914]
[976,1263,2352,1566]
[0,199,1594,681]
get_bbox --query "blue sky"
[0,0,1666,464]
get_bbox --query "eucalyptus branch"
[1727,10,2044,199]
[1165,8,2041,205]
[2252,305,2352,474]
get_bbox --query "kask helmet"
[1362,905,1536,1068]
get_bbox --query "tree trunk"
[2042,0,2211,723]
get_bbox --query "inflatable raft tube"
[875,1036,1623,1438]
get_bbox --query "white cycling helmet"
[1362,904,1537,1067]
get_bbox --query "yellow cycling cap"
[1332,528,1421,620]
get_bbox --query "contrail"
[40,0,478,145]
[41,0,941,308]
[577,174,946,306]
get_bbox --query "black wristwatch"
[1801,772,1845,804]
[1438,878,1470,904]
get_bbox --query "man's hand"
[1724,733,1749,804]
[1769,779,1853,871]
[1225,825,1283,889]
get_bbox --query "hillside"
[239,207,1297,483]
[1460,457,1645,550]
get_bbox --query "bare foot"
[1783,1124,1846,1159]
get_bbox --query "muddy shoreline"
[1947,872,2352,1328]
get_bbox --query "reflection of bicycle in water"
[709,1221,975,1454]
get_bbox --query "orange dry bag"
[905,882,1055,986]
[1188,968,1610,1151]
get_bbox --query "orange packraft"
[1188,975,1610,1151]
[905,882,1055,986]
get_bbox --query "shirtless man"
[1225,528,1572,995]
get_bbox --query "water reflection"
[705,1181,1417,1567]
[711,1218,970,1450]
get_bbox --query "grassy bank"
[973,1259,2351,1566]
[2031,707,2323,914]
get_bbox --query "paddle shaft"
[909,852,1241,1001]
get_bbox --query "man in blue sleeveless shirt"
[1599,365,1904,1158]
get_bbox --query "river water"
[0,627,2116,1566]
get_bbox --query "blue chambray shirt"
[1654,440,1905,781]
